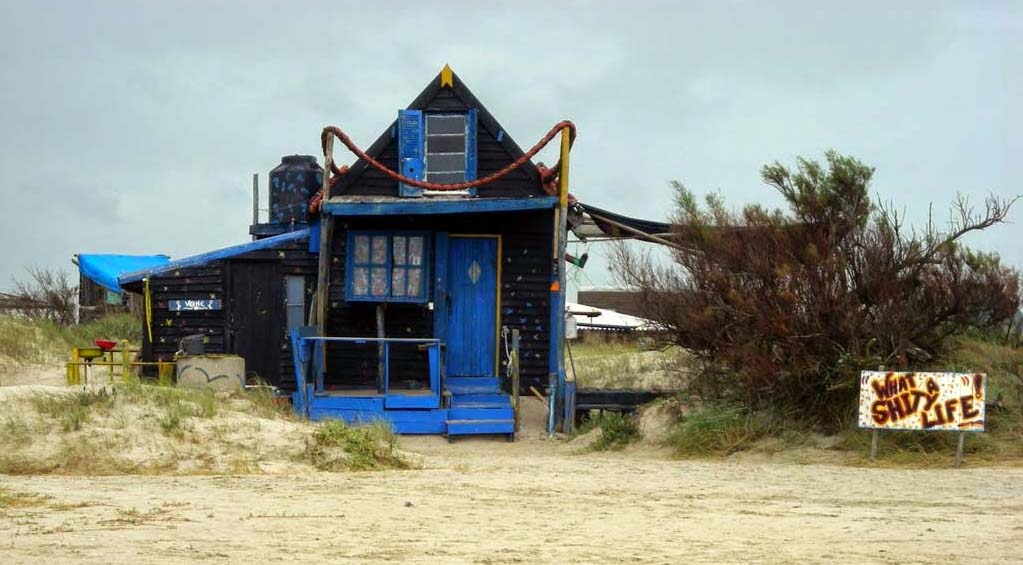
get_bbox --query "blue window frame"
[397,108,477,197]
[345,231,430,302]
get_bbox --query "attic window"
[397,108,477,197]
[425,114,467,184]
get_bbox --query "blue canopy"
[76,254,170,292]
[119,228,310,286]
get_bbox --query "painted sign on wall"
[858,371,986,432]
[168,299,222,312]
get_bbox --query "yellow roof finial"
[440,64,454,88]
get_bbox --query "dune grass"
[665,336,1023,465]
[305,420,412,471]
[577,411,642,451]
[0,313,139,365]
[0,380,412,475]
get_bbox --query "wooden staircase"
[445,377,516,441]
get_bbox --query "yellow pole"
[121,339,131,383]
[68,348,80,385]
[558,127,571,207]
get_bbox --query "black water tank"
[269,155,323,224]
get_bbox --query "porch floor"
[297,377,516,439]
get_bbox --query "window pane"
[391,268,406,297]
[287,305,303,330]
[426,135,465,153]
[353,267,369,295]
[353,235,370,264]
[426,114,465,135]
[371,236,388,264]
[392,236,407,266]
[370,268,388,296]
[426,153,465,173]
[425,171,466,184]
[407,268,422,297]
[408,236,424,266]
[286,276,305,306]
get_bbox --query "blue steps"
[445,377,515,439]
[297,376,516,439]
[446,377,503,395]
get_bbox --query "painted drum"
[176,355,245,391]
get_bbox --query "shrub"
[579,412,641,451]
[615,152,1020,428]
[305,420,410,471]
[669,404,801,457]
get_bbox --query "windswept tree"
[614,152,1020,427]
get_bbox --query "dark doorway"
[228,260,281,385]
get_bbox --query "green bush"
[305,420,410,471]
[669,404,802,457]
[579,412,641,451]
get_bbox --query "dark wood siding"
[337,88,541,199]
[325,209,554,393]
[132,240,317,392]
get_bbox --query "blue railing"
[290,327,440,415]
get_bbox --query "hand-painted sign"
[168,299,222,312]
[858,371,986,432]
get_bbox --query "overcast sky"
[0,1,1019,294]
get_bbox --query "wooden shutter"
[398,109,425,197]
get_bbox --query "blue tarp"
[118,228,310,286]
[77,254,171,293]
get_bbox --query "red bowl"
[94,339,117,351]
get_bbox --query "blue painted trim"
[119,228,310,285]
[433,232,449,374]
[309,220,321,253]
[398,109,425,197]
[344,230,430,303]
[324,196,557,216]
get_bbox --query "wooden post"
[121,339,131,383]
[251,173,259,240]
[315,135,334,380]
[553,126,571,434]
[955,432,965,468]
[870,363,883,461]
[376,304,386,393]
[511,329,521,432]
[68,348,80,385]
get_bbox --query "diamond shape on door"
[468,260,481,285]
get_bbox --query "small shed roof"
[75,254,171,292]
[118,228,310,286]
[567,301,660,332]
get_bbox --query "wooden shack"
[118,229,318,391]
[288,66,573,438]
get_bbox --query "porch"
[290,330,516,439]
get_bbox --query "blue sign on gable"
[169,299,222,312]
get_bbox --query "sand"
[2,432,1021,564]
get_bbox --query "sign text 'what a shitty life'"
[858,371,986,432]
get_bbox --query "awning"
[75,254,171,292]
[119,228,310,286]
[569,202,675,244]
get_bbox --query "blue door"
[445,237,498,377]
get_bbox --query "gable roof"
[332,67,542,195]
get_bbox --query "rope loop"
[321,120,576,193]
